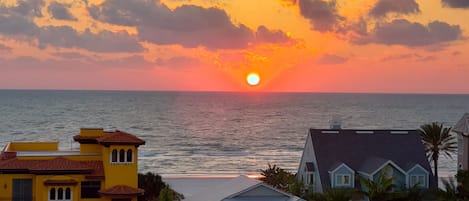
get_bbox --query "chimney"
[330,115,342,129]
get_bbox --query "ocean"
[1,90,468,177]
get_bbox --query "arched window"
[119,149,125,162]
[65,188,71,200]
[57,188,64,200]
[111,149,118,162]
[50,188,56,200]
[126,149,133,162]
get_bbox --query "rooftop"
[309,128,434,189]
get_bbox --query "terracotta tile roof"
[0,155,104,177]
[84,161,104,179]
[99,185,144,196]
[0,158,39,171]
[73,135,99,144]
[96,131,145,146]
[44,179,78,186]
[30,157,92,172]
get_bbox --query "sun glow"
[246,73,260,86]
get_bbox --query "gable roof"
[454,113,469,135]
[309,129,434,190]
[185,175,304,201]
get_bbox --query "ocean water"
[0,90,468,177]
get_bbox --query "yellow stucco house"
[0,128,145,201]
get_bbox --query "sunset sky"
[0,0,468,93]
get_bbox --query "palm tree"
[358,168,395,201]
[419,122,457,187]
[259,164,294,192]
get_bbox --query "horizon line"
[0,88,468,96]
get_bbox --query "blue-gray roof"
[309,129,434,189]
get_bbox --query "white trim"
[48,187,72,201]
[357,171,371,178]
[407,164,429,175]
[226,182,301,199]
[409,174,427,188]
[335,174,353,187]
[329,163,355,188]
[407,164,429,188]
[370,160,406,177]
[329,163,354,175]
[110,148,134,164]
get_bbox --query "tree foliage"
[259,163,299,192]
[419,122,457,187]
[358,167,395,201]
[138,172,183,201]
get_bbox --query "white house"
[454,113,469,170]
[165,175,304,201]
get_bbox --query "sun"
[246,72,260,86]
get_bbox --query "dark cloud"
[48,2,77,21]
[0,0,143,53]
[381,53,421,61]
[37,26,143,53]
[88,0,292,49]
[255,26,291,44]
[0,13,39,36]
[298,0,345,32]
[364,19,462,47]
[370,0,420,18]
[442,0,469,8]
[317,54,348,64]
[0,0,44,17]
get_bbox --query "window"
[126,149,133,162]
[307,173,314,185]
[65,188,71,200]
[111,149,118,162]
[111,148,133,164]
[336,174,352,186]
[50,188,56,200]
[49,187,72,201]
[81,181,101,198]
[410,175,425,187]
[119,149,125,162]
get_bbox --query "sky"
[0,0,468,93]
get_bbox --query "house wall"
[330,165,354,188]
[102,145,138,189]
[407,166,429,188]
[6,142,58,152]
[297,133,322,192]
[0,174,34,200]
[458,134,469,170]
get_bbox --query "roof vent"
[321,130,340,134]
[356,131,374,134]
[330,116,342,129]
[390,131,408,134]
